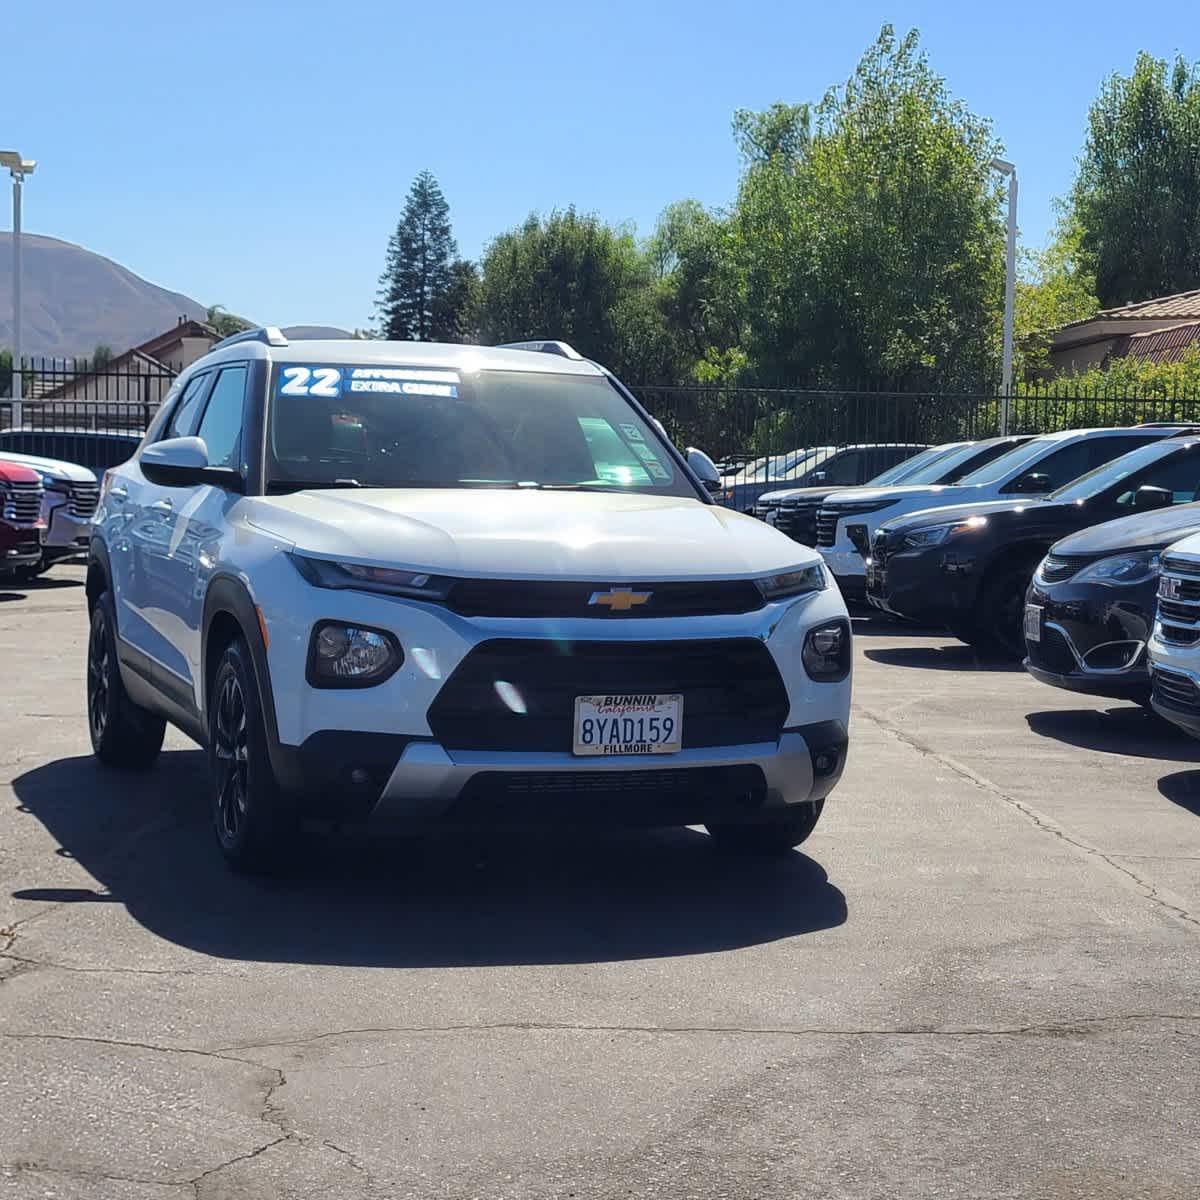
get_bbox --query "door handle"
[109,485,128,500]
[150,499,174,514]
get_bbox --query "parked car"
[1148,539,1200,735]
[750,442,930,534]
[0,428,143,479]
[815,435,1031,598]
[0,460,46,579]
[0,450,101,573]
[87,330,852,871]
[867,430,1200,654]
[1023,502,1200,702]
[720,447,836,513]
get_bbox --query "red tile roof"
[1109,321,1200,365]
[1097,289,1200,321]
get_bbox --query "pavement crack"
[187,1134,294,1196]
[0,950,216,979]
[3,1162,187,1192]
[854,702,1200,932]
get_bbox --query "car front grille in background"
[1153,667,1200,710]
[1039,554,1098,584]
[775,503,821,545]
[815,510,838,547]
[427,638,790,753]
[1,480,44,525]
[1162,555,1200,578]
[446,578,765,619]
[68,481,101,519]
[1157,560,1200,646]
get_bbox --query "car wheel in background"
[706,801,824,854]
[87,591,166,768]
[978,558,1042,658]
[208,636,298,874]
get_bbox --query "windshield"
[265,364,697,497]
[868,445,956,486]
[957,435,1060,486]
[1048,440,1173,503]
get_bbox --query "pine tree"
[376,171,472,341]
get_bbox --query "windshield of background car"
[265,364,696,496]
[1048,440,1178,503]
[956,435,1062,486]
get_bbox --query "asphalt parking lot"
[2,565,1199,1199]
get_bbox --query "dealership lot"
[2,566,1199,1199]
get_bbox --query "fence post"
[1000,385,1011,438]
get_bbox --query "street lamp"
[991,157,1018,436]
[0,151,37,411]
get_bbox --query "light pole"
[991,157,1018,436]
[0,151,36,414]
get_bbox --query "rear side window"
[196,366,248,469]
[1001,440,1092,492]
[165,372,212,439]
[1116,449,1200,507]
[820,450,865,486]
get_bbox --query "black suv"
[1023,502,1200,701]
[867,431,1200,654]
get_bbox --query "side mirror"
[808,470,827,485]
[1133,484,1173,511]
[1011,472,1050,495]
[140,436,243,491]
[686,447,723,494]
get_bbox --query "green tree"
[728,25,1006,389]
[475,208,642,365]
[376,171,472,342]
[206,305,254,337]
[90,344,115,368]
[1070,51,1200,306]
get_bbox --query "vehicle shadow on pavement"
[863,644,1023,672]
[850,616,943,638]
[1156,771,1200,816]
[11,751,848,967]
[0,577,83,602]
[1025,706,1200,761]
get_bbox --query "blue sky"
[5,0,1197,334]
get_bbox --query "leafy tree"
[1070,52,1200,306]
[376,171,473,342]
[728,25,1006,389]
[206,305,254,337]
[476,209,642,365]
[91,344,115,368]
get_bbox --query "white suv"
[87,331,852,870]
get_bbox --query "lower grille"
[815,510,838,547]
[1153,667,1200,709]
[1028,625,1077,674]
[427,638,790,753]
[449,764,768,825]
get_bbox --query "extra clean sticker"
[276,365,461,400]
[619,423,644,441]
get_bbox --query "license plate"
[573,694,683,756]
[1024,603,1043,643]
[867,561,884,590]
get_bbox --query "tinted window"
[1117,447,1200,507]
[820,450,865,486]
[1002,440,1093,492]
[166,373,211,439]
[958,436,1062,486]
[196,367,247,469]
[867,445,952,486]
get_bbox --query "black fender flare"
[86,539,114,618]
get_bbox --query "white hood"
[0,450,97,484]
[244,488,817,580]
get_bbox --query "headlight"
[41,473,70,494]
[306,621,403,688]
[289,553,453,601]
[756,563,827,600]
[1074,552,1160,586]
[902,515,988,549]
[802,619,851,681]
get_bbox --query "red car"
[0,460,46,577]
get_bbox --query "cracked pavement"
[2,567,1199,1198]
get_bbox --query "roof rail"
[211,326,289,352]
[495,340,583,361]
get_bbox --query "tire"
[87,592,166,768]
[13,561,49,583]
[207,636,298,873]
[978,560,1039,658]
[706,801,824,855]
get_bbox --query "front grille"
[871,530,890,567]
[448,764,768,826]
[1158,598,1199,624]
[1161,555,1200,577]
[1157,566,1200,648]
[1157,624,1200,646]
[1039,554,1097,584]
[815,510,838,547]
[776,503,820,545]
[1027,625,1077,675]
[68,482,100,519]
[1161,574,1200,601]
[427,638,790,753]
[446,578,765,619]
[2,480,43,525]
[1153,667,1200,709]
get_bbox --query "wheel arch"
[86,541,113,617]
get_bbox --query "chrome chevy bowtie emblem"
[588,588,652,612]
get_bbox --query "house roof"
[38,348,176,399]
[134,318,221,359]
[1059,289,1200,332]
[1109,321,1200,366]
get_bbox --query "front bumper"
[821,547,867,603]
[866,543,974,623]
[43,502,93,558]
[1022,576,1154,700]
[1148,658,1200,737]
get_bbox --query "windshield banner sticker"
[278,365,460,400]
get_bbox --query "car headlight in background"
[902,514,988,549]
[306,620,403,688]
[756,563,827,600]
[802,619,851,681]
[1074,551,1160,586]
[290,553,453,601]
